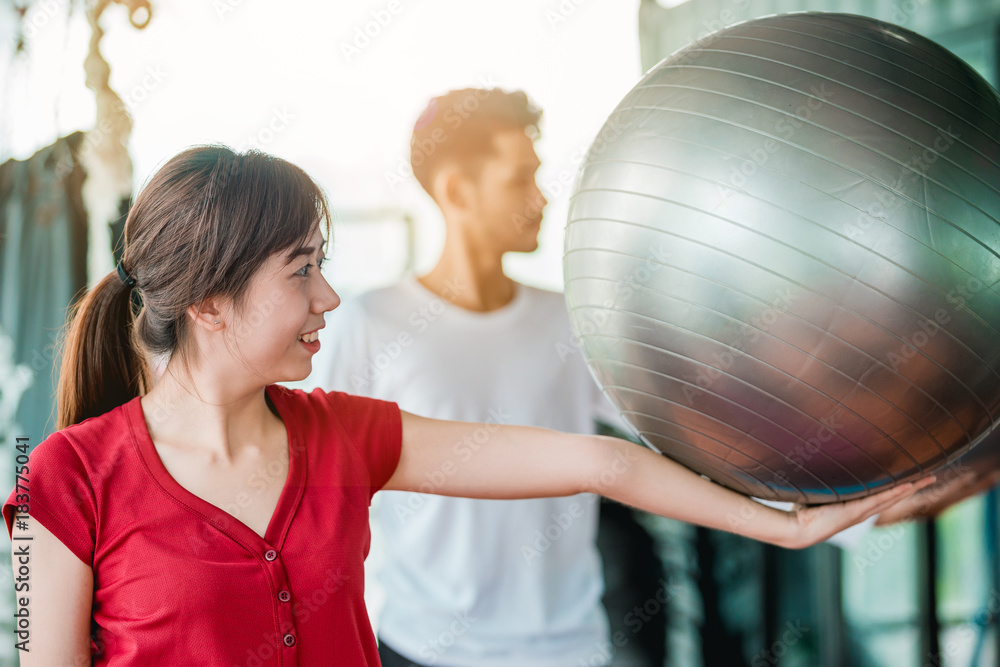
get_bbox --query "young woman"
[4,146,930,666]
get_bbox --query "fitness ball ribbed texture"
[563,12,1000,503]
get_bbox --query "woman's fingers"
[854,476,936,520]
[795,476,936,548]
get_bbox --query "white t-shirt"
[310,276,621,667]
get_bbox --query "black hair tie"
[116,259,137,289]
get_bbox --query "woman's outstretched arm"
[384,411,933,550]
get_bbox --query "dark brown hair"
[56,145,331,429]
[410,88,542,197]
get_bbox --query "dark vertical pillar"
[918,522,940,666]
[814,545,844,666]
[762,544,779,664]
[697,527,748,665]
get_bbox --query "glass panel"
[848,626,921,667]
[940,623,980,667]
[936,496,988,625]
[843,524,920,624]
[842,523,921,665]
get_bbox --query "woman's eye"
[297,257,327,277]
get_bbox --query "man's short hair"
[410,88,542,197]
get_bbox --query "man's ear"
[186,297,225,332]
[433,166,474,212]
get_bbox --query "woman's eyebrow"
[285,245,321,263]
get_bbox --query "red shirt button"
[278,590,291,602]
[264,549,278,561]
[283,633,296,647]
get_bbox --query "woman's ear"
[186,298,225,331]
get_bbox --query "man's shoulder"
[353,281,410,306]
[335,282,414,322]
[518,282,564,305]
[517,282,572,325]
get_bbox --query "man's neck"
[418,238,516,313]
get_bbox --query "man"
[311,88,626,667]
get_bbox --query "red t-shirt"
[3,384,402,666]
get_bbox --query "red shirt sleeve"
[3,432,97,567]
[320,390,402,501]
[369,398,403,496]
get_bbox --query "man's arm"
[875,466,1000,525]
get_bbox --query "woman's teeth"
[299,331,318,343]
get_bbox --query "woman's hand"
[783,479,936,549]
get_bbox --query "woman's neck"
[140,363,280,464]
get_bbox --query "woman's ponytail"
[56,269,149,429]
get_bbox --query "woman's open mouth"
[298,327,322,352]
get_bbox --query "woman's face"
[223,226,339,384]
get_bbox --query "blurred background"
[3,0,1000,665]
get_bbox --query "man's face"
[464,128,547,254]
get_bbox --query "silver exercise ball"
[564,12,1000,503]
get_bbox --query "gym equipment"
[564,12,1000,502]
